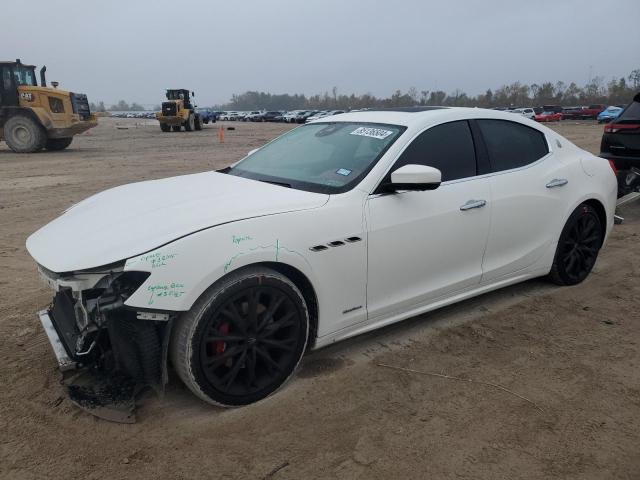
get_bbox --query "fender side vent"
[309,245,328,252]
[345,236,362,243]
[328,240,345,247]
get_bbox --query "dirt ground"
[1,118,639,480]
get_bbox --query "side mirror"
[192,91,195,97]
[382,164,442,193]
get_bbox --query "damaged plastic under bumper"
[37,308,139,423]
[36,289,172,423]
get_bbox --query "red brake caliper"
[215,323,230,354]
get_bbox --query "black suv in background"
[600,93,640,196]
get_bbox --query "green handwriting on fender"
[232,235,253,245]
[147,282,185,305]
[127,252,178,269]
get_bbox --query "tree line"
[89,100,149,112]
[218,68,640,111]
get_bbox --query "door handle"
[546,178,568,188]
[460,199,487,211]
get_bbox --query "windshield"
[227,122,405,194]
[167,90,186,100]
[616,101,640,124]
[12,65,37,86]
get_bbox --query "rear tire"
[4,115,47,153]
[160,123,171,132]
[185,114,195,132]
[548,204,603,286]
[170,266,309,407]
[45,137,73,151]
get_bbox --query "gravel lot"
[1,118,638,480]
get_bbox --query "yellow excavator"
[0,59,97,152]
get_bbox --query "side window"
[391,120,477,182]
[477,119,549,172]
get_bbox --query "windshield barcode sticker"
[350,127,393,139]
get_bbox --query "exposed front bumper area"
[38,309,76,371]
[35,267,173,423]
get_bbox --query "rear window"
[617,101,640,124]
[477,119,549,172]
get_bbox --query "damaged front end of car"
[37,264,173,423]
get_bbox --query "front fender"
[123,220,319,312]
[121,194,369,338]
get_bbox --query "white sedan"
[27,107,617,419]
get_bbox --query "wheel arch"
[183,261,320,350]
[0,106,48,130]
[582,198,607,247]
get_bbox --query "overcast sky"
[4,0,639,107]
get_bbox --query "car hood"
[26,171,329,273]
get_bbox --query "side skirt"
[314,267,550,349]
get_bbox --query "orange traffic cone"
[218,126,225,144]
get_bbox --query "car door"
[366,120,492,321]
[475,119,573,281]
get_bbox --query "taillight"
[605,123,640,133]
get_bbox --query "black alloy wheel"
[171,267,309,406]
[550,204,603,285]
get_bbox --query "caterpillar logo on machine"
[0,59,97,153]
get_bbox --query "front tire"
[160,123,171,132]
[549,204,603,286]
[45,137,73,151]
[194,114,203,131]
[171,267,309,407]
[172,125,181,132]
[4,115,47,153]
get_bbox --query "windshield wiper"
[258,179,292,188]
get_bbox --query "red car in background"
[535,111,563,122]
[582,104,606,119]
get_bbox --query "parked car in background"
[282,110,304,123]
[195,108,216,124]
[273,112,288,122]
[511,108,535,120]
[582,104,606,119]
[562,106,588,120]
[219,111,239,121]
[542,105,563,114]
[600,93,640,196]
[597,106,623,123]
[260,111,284,122]
[240,111,261,122]
[535,111,563,122]
[245,111,264,122]
[296,111,320,123]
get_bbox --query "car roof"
[310,106,545,128]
